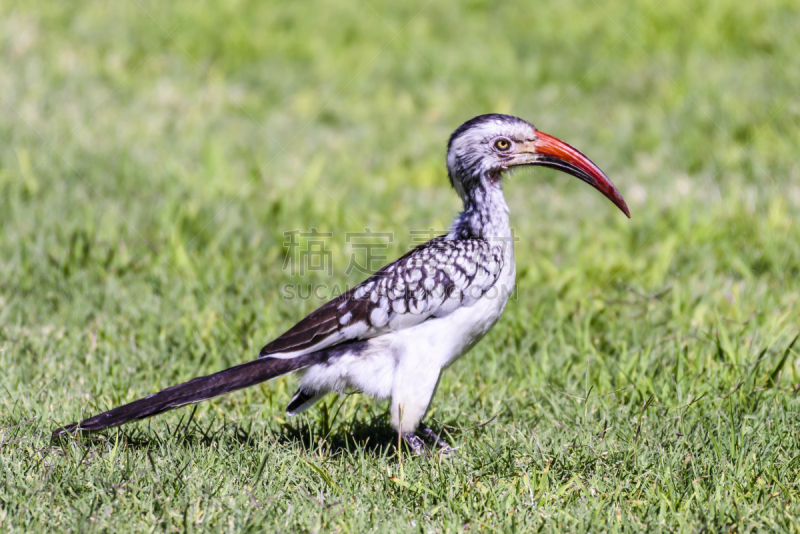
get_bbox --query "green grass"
[2,0,800,531]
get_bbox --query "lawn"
[1,0,800,531]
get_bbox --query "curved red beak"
[529,131,630,218]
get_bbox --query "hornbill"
[54,114,629,454]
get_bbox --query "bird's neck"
[449,177,512,241]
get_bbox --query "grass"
[1,0,800,531]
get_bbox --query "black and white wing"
[259,236,504,359]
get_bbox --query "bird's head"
[446,114,629,217]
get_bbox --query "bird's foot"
[402,432,426,455]
[418,423,452,451]
[402,424,456,456]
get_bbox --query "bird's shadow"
[272,410,402,457]
[55,408,409,459]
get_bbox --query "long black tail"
[53,352,321,439]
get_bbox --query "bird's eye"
[494,138,512,151]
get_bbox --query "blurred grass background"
[1,0,800,531]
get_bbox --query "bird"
[53,114,629,454]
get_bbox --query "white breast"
[393,243,516,370]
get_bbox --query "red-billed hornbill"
[54,114,629,454]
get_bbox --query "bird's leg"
[418,423,450,450]
[392,361,444,456]
[402,432,426,455]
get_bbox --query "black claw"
[418,423,451,450]
[402,432,426,455]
